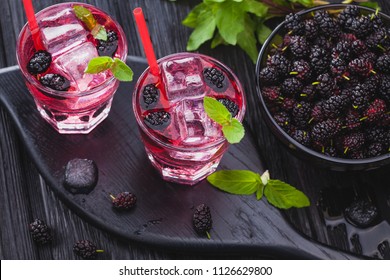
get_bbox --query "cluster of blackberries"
[260,5,389,159]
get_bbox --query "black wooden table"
[1,0,389,260]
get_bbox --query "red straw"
[133,7,159,76]
[22,0,44,50]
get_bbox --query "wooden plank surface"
[1,0,389,260]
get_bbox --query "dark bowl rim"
[255,3,390,167]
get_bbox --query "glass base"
[146,150,222,185]
[36,99,113,134]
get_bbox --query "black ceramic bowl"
[255,4,390,171]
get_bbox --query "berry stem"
[96,249,104,253]
[344,147,349,154]
[342,75,350,81]
[206,231,211,239]
[109,194,116,200]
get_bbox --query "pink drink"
[133,53,246,185]
[16,3,127,134]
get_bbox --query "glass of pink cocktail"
[16,2,127,134]
[132,52,246,185]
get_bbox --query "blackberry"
[338,5,359,29]
[366,142,384,157]
[314,36,332,51]
[350,16,373,38]
[351,39,368,56]
[340,33,357,42]
[267,53,291,77]
[322,95,348,118]
[351,84,372,109]
[330,57,347,79]
[281,97,296,112]
[292,101,311,129]
[259,67,279,85]
[141,84,159,109]
[273,111,291,131]
[97,30,118,57]
[218,98,239,117]
[40,74,70,91]
[281,77,303,96]
[365,127,389,146]
[311,119,342,144]
[290,60,311,81]
[203,67,228,92]
[333,40,353,61]
[111,192,137,210]
[370,13,384,29]
[193,204,212,236]
[310,102,325,123]
[144,111,171,130]
[314,10,341,38]
[348,58,373,77]
[379,75,390,103]
[324,146,338,157]
[365,28,388,49]
[29,219,52,245]
[285,13,304,35]
[315,73,337,99]
[376,55,390,74]
[364,99,387,123]
[342,132,365,153]
[363,75,380,93]
[73,240,101,259]
[344,109,362,131]
[304,19,319,39]
[310,45,331,74]
[262,86,281,105]
[291,129,311,146]
[300,84,316,101]
[289,36,309,58]
[349,149,366,159]
[27,50,52,74]
[360,52,377,64]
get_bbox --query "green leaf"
[112,59,134,82]
[216,1,245,45]
[211,31,226,49]
[237,15,258,64]
[207,170,261,195]
[93,25,107,41]
[222,118,245,144]
[256,185,264,200]
[203,96,231,126]
[359,2,380,10]
[242,0,268,17]
[256,23,272,45]
[264,180,311,209]
[85,56,113,74]
[186,8,216,51]
[182,3,205,28]
[73,5,97,31]
[289,0,314,7]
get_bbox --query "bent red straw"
[22,0,44,50]
[133,7,159,76]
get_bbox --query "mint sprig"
[207,170,310,209]
[85,57,133,82]
[73,5,107,41]
[203,96,244,144]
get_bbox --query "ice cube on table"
[162,57,205,102]
[54,42,108,92]
[40,8,88,58]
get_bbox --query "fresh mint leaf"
[222,118,245,144]
[264,180,310,209]
[211,32,226,49]
[186,8,216,51]
[93,25,108,41]
[182,3,205,28]
[242,0,268,17]
[112,59,134,82]
[216,1,245,45]
[203,96,231,126]
[73,5,97,32]
[85,57,113,74]
[85,57,133,82]
[207,170,262,195]
[256,187,264,200]
[237,15,258,63]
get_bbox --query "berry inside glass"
[16,2,127,134]
[133,53,246,185]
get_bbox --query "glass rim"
[132,52,247,152]
[16,1,128,98]
[255,4,390,166]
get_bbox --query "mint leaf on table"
[85,57,133,82]
[203,96,245,144]
[207,170,310,209]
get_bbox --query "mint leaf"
[359,2,380,10]
[112,59,134,82]
[207,170,261,195]
[85,57,133,82]
[85,57,113,74]
[237,15,258,63]
[182,3,205,28]
[211,32,226,49]
[222,118,245,144]
[186,7,216,51]
[264,180,310,209]
[203,96,231,125]
[242,0,268,17]
[73,5,97,32]
[93,25,108,41]
[216,1,245,45]
[256,187,264,200]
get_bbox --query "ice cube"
[162,57,205,102]
[54,42,108,91]
[64,158,98,194]
[40,8,88,58]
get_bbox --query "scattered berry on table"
[40,73,70,91]
[29,219,52,245]
[193,204,212,237]
[111,192,137,210]
[27,50,52,74]
[96,30,118,57]
[73,240,102,259]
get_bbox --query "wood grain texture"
[0,0,389,260]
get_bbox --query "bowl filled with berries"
[256,4,390,171]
